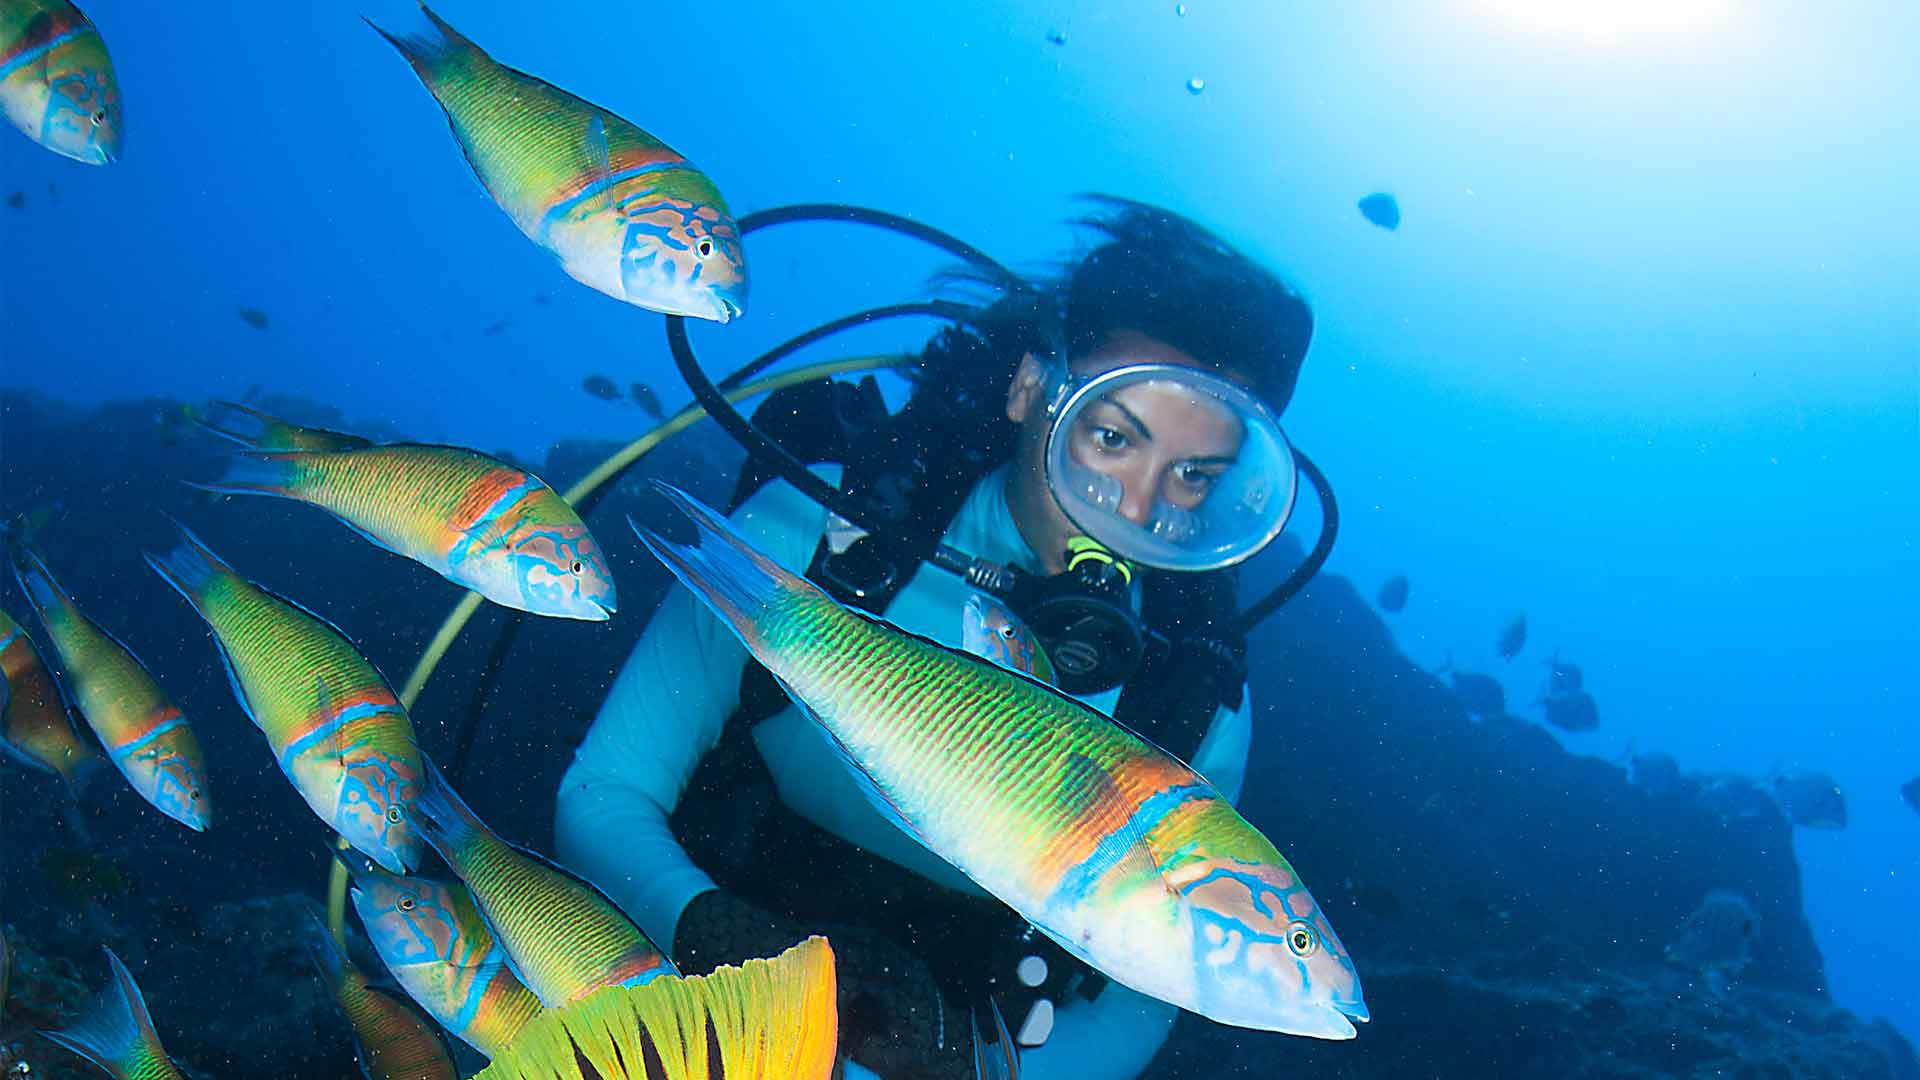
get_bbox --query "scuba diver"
[555,196,1324,1079]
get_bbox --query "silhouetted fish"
[4,191,21,209]
[1045,28,1067,45]
[1665,889,1755,992]
[629,381,661,419]
[1449,671,1504,718]
[1902,777,1919,816]
[236,307,269,330]
[481,319,509,337]
[532,292,551,306]
[1547,651,1582,693]
[581,375,620,402]
[1496,614,1527,662]
[1771,772,1846,830]
[1376,575,1408,613]
[1540,690,1597,732]
[1357,193,1400,231]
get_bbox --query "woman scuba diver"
[555,195,1325,1079]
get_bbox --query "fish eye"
[91,109,106,126]
[189,789,202,800]
[1286,923,1318,957]
[569,559,585,575]
[398,896,416,911]
[998,624,1017,640]
[696,237,715,258]
[385,806,404,824]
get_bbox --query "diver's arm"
[553,472,838,949]
[1020,983,1180,1080]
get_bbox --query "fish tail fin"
[142,518,238,615]
[186,451,303,500]
[407,754,488,865]
[38,949,173,1080]
[196,400,279,449]
[627,483,826,655]
[366,4,481,84]
[9,543,69,620]
[479,936,837,1080]
[303,915,351,991]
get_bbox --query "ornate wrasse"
[1,605,101,787]
[368,4,746,322]
[10,548,209,831]
[144,523,425,873]
[38,949,185,1080]
[343,855,544,1058]
[0,0,119,164]
[194,439,616,621]
[633,483,1368,1039]
[409,757,677,1008]
[308,924,458,1080]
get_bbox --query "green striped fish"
[144,522,426,873]
[308,923,459,1080]
[38,949,185,1080]
[633,483,1369,1039]
[411,757,677,1008]
[368,4,746,322]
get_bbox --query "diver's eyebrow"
[1109,400,1154,443]
[1185,453,1240,468]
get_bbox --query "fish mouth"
[1338,996,1371,1025]
[712,294,745,324]
[584,594,617,621]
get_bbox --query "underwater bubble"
[1176,3,1188,15]
[1187,77,1205,95]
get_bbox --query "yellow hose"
[326,352,915,944]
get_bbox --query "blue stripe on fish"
[0,26,83,81]
[535,162,684,244]
[108,714,187,763]
[445,475,544,567]
[276,700,405,772]
[1045,783,1210,911]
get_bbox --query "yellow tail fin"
[477,936,837,1080]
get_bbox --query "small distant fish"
[474,937,837,1080]
[1902,777,1920,817]
[1357,192,1400,231]
[5,190,22,208]
[1185,77,1205,95]
[191,408,616,620]
[308,923,459,1080]
[480,319,509,337]
[2,605,102,788]
[145,523,426,872]
[199,399,372,453]
[1045,28,1067,45]
[581,374,621,402]
[1496,613,1527,662]
[963,593,1056,685]
[236,306,269,330]
[1539,689,1598,732]
[1770,771,1846,830]
[37,949,185,1080]
[629,380,662,419]
[11,547,210,831]
[1665,890,1755,995]
[1448,670,1504,718]
[0,0,122,165]
[342,854,544,1057]
[1546,650,1582,693]
[1376,575,1408,613]
[367,5,747,321]
[408,757,677,1007]
[532,291,551,306]
[972,998,1021,1080]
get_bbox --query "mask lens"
[1044,364,1296,571]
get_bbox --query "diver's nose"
[1115,478,1156,527]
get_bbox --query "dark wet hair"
[915,195,1314,421]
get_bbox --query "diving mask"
[1043,362,1298,572]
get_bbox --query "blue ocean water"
[3,0,1915,1072]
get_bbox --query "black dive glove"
[673,889,974,1080]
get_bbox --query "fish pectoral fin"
[586,116,613,187]
[780,679,937,853]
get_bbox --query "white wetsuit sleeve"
[1189,687,1254,806]
[553,472,838,951]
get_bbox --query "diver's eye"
[398,896,416,912]
[695,237,715,259]
[385,806,404,824]
[1092,426,1128,452]
[1287,923,1318,957]
[1174,464,1220,494]
[569,560,585,575]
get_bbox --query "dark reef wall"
[0,392,1906,1079]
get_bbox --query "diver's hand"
[672,890,973,1080]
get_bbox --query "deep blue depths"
[1,0,1914,1055]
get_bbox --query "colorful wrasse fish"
[962,593,1056,685]
[2,604,102,787]
[476,937,837,1080]
[0,0,119,164]
[198,399,372,453]
[633,484,1368,1039]
[38,949,186,1080]
[342,854,544,1058]
[11,548,210,831]
[308,923,459,1080]
[410,757,676,1007]
[144,523,425,873]
[193,430,616,621]
[368,4,747,323]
